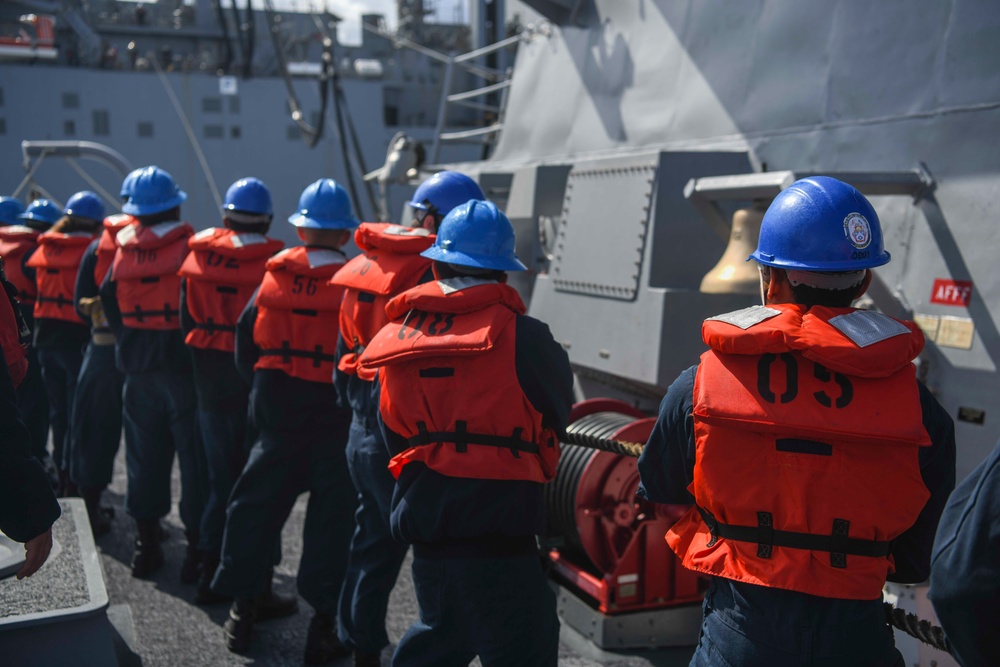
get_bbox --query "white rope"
[66,157,122,212]
[150,53,222,208]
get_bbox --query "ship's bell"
[700,206,765,294]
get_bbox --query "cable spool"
[545,399,701,614]
[546,400,671,575]
[546,410,638,558]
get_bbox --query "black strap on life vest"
[259,340,336,367]
[36,294,74,309]
[122,303,178,323]
[408,420,539,458]
[193,317,235,334]
[697,506,892,568]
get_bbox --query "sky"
[206,0,469,45]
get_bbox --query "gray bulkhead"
[461,0,1000,482]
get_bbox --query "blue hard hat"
[120,167,144,202]
[223,177,272,217]
[288,179,359,230]
[64,190,105,222]
[122,166,187,216]
[18,198,62,226]
[421,199,527,272]
[0,196,25,225]
[749,176,891,271]
[408,171,486,218]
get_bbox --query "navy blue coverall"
[211,284,355,616]
[15,253,50,466]
[179,281,255,559]
[637,365,956,667]
[33,317,90,475]
[929,437,1000,667]
[27,263,91,479]
[0,343,61,543]
[333,334,410,654]
[332,262,433,655]
[100,237,205,536]
[377,312,574,667]
[69,238,123,492]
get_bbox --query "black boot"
[195,554,230,605]
[131,519,165,578]
[180,532,201,584]
[57,469,78,498]
[304,613,350,665]
[223,597,256,653]
[254,570,298,621]
[81,486,112,537]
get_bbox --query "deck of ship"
[91,439,695,667]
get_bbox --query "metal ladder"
[428,33,521,163]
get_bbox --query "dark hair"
[760,265,860,308]
[224,218,271,235]
[789,283,859,308]
[20,220,51,232]
[137,206,181,226]
[52,215,101,234]
[432,260,505,283]
[299,227,351,248]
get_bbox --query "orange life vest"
[253,246,346,384]
[331,223,433,380]
[26,231,95,323]
[0,225,41,306]
[94,214,135,285]
[111,220,193,330]
[179,228,283,352]
[0,272,28,386]
[666,304,932,601]
[359,278,560,482]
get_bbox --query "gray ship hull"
[0,63,478,247]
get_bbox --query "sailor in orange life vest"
[99,166,207,582]
[636,176,957,667]
[929,434,1000,667]
[0,254,61,580]
[0,197,56,471]
[69,170,141,536]
[178,177,284,605]
[25,192,105,498]
[211,178,357,664]
[357,199,574,667]
[330,171,486,666]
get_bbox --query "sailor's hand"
[78,296,103,316]
[78,296,108,326]
[17,528,53,580]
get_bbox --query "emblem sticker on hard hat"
[844,213,871,249]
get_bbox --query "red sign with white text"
[930,279,973,306]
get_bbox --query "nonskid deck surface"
[88,440,694,667]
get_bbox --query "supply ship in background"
[0,0,502,245]
[1,1,998,666]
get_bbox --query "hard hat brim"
[63,210,104,222]
[122,190,188,216]
[18,213,58,224]
[287,211,359,230]
[747,250,891,271]
[421,245,527,272]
